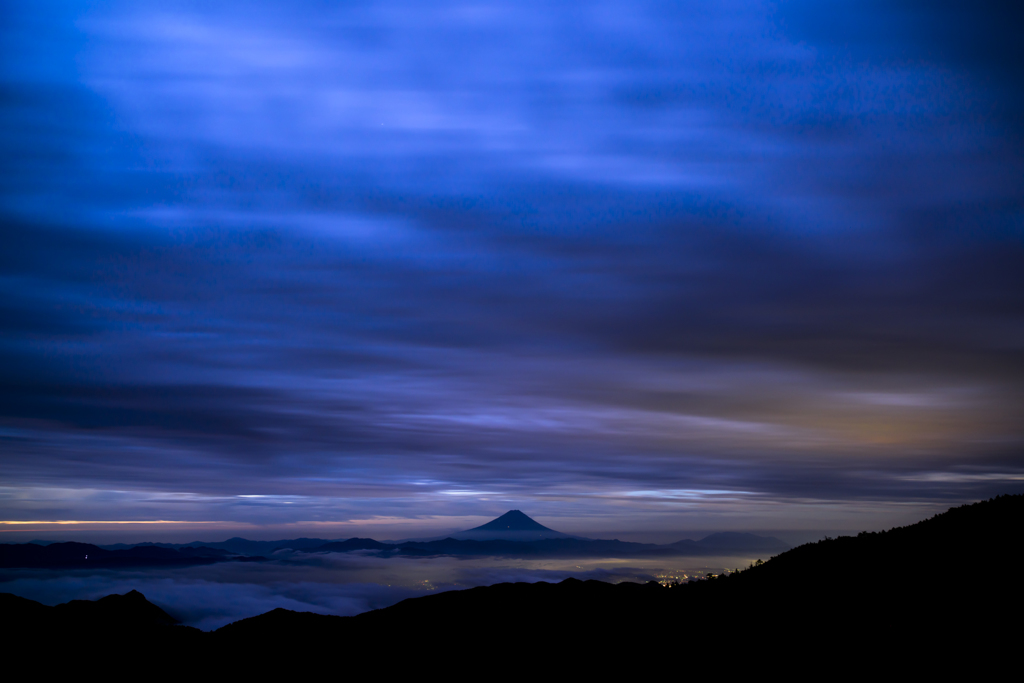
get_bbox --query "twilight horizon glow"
[2,0,1023,543]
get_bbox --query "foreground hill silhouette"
[5,495,1021,670]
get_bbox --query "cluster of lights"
[654,567,748,585]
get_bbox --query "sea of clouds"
[0,550,741,630]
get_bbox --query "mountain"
[414,510,788,550]
[22,511,787,558]
[304,533,786,557]
[675,531,789,554]
[450,507,577,540]
[98,537,340,555]
[450,510,576,541]
[470,509,554,531]
[2,589,203,649]
[298,510,787,556]
[5,495,1020,672]
[9,512,788,562]
[212,493,1024,669]
[300,538,393,552]
[0,541,266,569]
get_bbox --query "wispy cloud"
[1,0,1022,533]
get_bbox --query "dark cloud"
[777,1,1024,79]
[1,1,1022,533]
[776,0,1024,141]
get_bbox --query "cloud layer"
[1,1,1022,534]
[0,551,686,630]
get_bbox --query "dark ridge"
[10,531,788,564]
[302,538,393,553]
[213,494,1023,668]
[209,537,337,554]
[391,537,660,557]
[5,495,1020,672]
[28,524,789,560]
[0,592,49,620]
[686,531,790,553]
[2,588,204,651]
[303,533,788,557]
[0,541,266,568]
[177,546,234,558]
[55,589,181,628]
[214,607,344,641]
[467,510,555,532]
[95,537,339,554]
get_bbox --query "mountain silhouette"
[11,511,789,559]
[4,495,1019,673]
[449,509,575,541]
[299,538,392,553]
[468,510,555,531]
[2,588,203,652]
[216,494,1024,672]
[676,531,791,553]
[0,541,267,568]
[300,513,787,554]
[4,529,787,563]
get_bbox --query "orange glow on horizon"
[0,520,225,526]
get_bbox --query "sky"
[2,0,1023,542]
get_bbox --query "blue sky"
[2,0,1022,540]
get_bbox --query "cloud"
[0,572,419,631]
[0,553,677,630]
[1,1,1022,531]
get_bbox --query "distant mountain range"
[5,511,789,567]
[0,541,266,569]
[302,519,789,558]
[5,495,1020,671]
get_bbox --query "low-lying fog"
[0,551,760,630]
